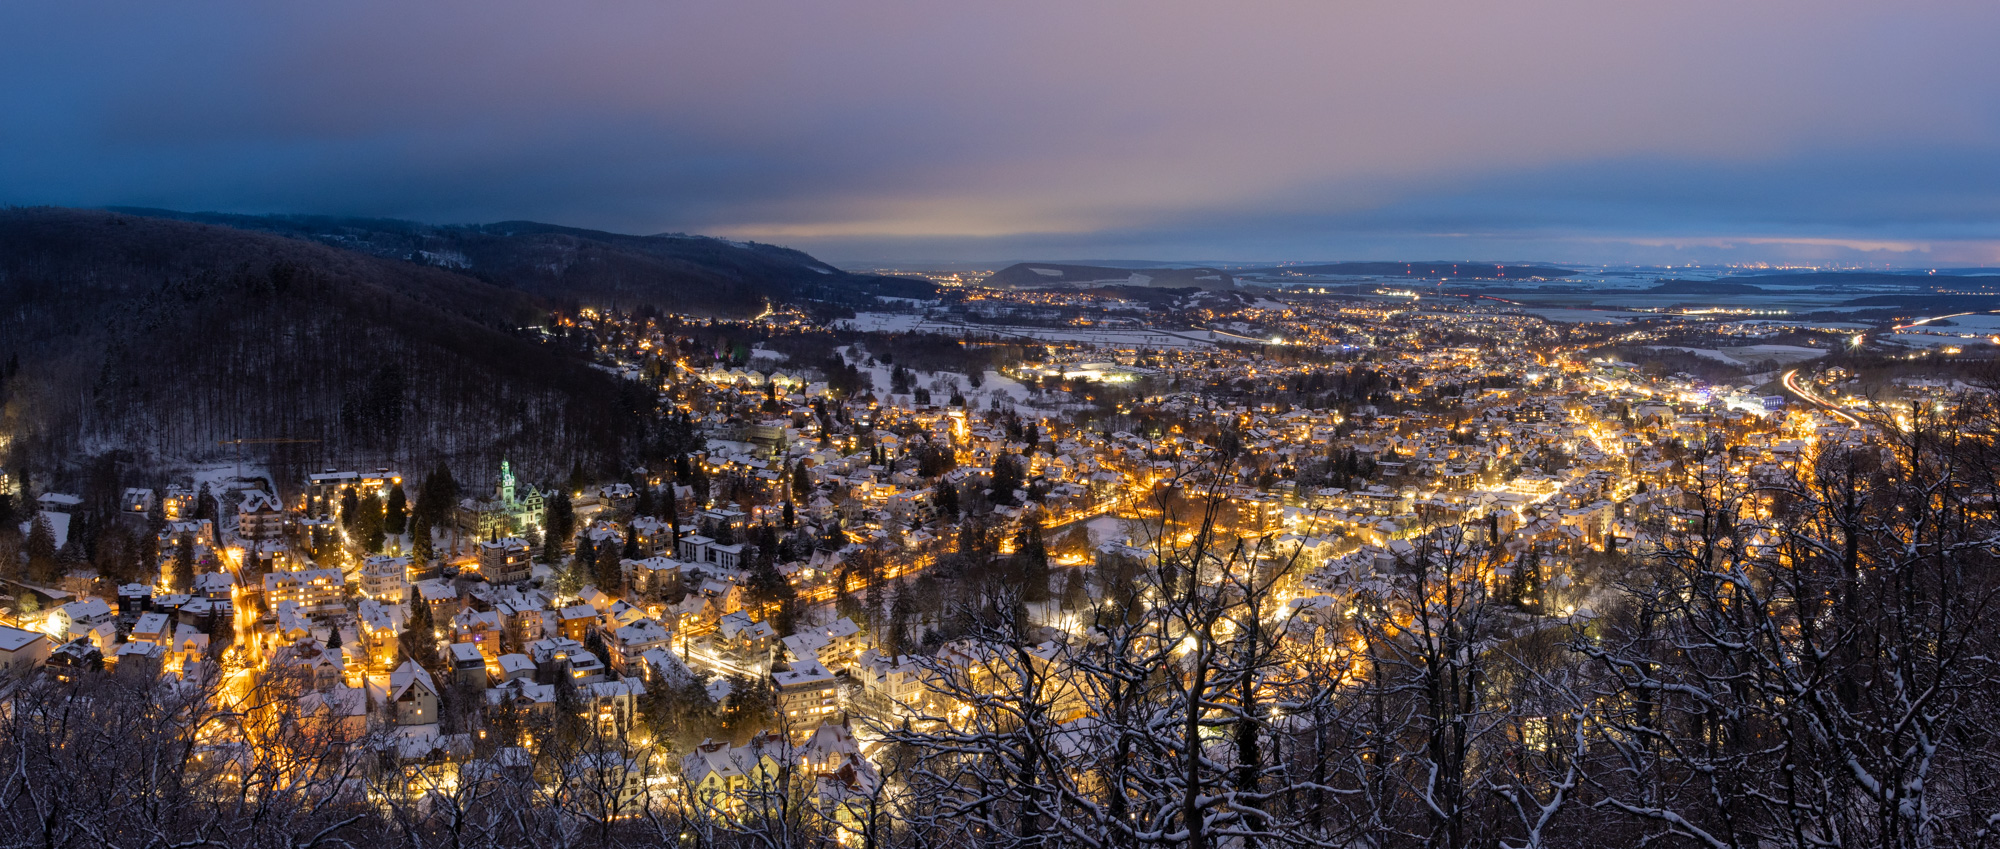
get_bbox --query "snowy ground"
[1521,308,1651,323]
[1642,346,1749,366]
[1085,515,1133,547]
[1886,333,1978,349]
[837,345,1052,415]
[1721,344,1830,365]
[1877,312,2000,348]
[1642,345,1827,367]
[1900,312,2000,334]
[836,312,1220,349]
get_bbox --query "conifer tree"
[556,555,585,600]
[595,537,624,594]
[688,464,710,507]
[400,596,440,669]
[543,490,575,561]
[169,532,196,593]
[385,486,407,536]
[415,461,459,529]
[791,460,812,502]
[745,540,800,633]
[934,480,959,521]
[864,570,884,630]
[1060,568,1088,610]
[356,491,386,554]
[24,512,58,585]
[1012,520,1051,602]
[411,513,434,564]
[884,577,914,657]
[989,453,1024,505]
[559,535,594,599]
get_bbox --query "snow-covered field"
[1886,333,1977,349]
[836,312,1219,349]
[1902,312,2000,334]
[1888,312,2000,347]
[835,345,1046,414]
[1522,308,1652,323]
[1086,515,1133,547]
[1721,344,1830,365]
[1643,345,1828,367]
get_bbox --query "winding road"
[1782,369,1861,425]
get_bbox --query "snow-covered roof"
[390,660,437,700]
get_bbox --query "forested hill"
[111,208,935,317]
[0,207,651,487]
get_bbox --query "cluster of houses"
[2,297,1892,820]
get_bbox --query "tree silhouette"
[24,512,58,585]
[400,594,440,670]
[171,532,195,593]
[355,491,386,554]
[385,485,407,537]
[594,538,624,594]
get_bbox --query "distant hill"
[1240,262,1578,279]
[1839,293,2000,311]
[0,208,653,487]
[1645,280,1766,294]
[985,262,1235,291]
[1728,271,1963,289]
[111,208,934,317]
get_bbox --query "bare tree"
[1582,402,2000,848]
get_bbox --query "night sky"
[5,1,1999,265]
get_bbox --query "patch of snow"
[1642,346,1746,367]
[20,511,70,549]
[1885,333,1975,349]
[1719,344,1829,365]
[1085,516,1131,548]
[835,312,1217,349]
[416,249,471,269]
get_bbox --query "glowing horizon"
[4,1,1999,266]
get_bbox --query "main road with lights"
[1782,368,1861,425]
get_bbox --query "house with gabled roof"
[389,660,439,727]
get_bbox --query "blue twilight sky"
[4,1,1999,267]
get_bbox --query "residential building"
[361,555,412,603]
[476,537,532,583]
[772,660,840,732]
[0,625,49,678]
[236,490,285,541]
[389,660,439,726]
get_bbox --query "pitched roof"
[389,660,437,700]
[0,625,45,653]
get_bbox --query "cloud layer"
[4,1,1998,264]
